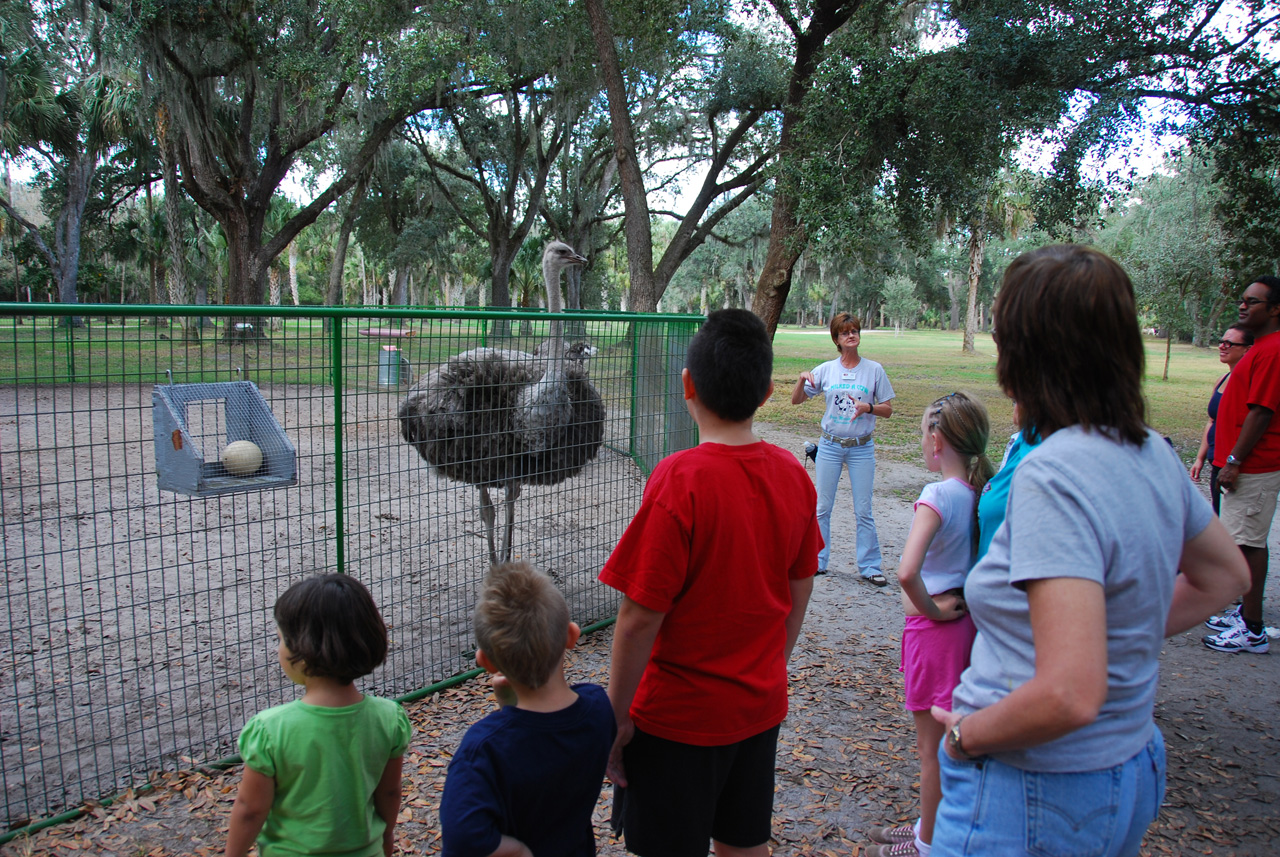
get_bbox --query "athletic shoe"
[1202,624,1270,654]
[869,825,916,845]
[866,841,920,857]
[864,572,888,587]
[1204,604,1243,632]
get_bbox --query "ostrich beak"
[568,251,587,266]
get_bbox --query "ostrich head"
[542,241,587,316]
[543,241,587,345]
[565,341,597,362]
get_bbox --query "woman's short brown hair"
[994,244,1147,446]
[829,312,861,352]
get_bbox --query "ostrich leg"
[499,481,522,563]
[478,486,500,567]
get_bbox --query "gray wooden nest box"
[152,381,298,496]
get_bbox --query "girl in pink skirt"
[867,392,993,857]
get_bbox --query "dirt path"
[4,424,1277,856]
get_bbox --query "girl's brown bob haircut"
[829,312,861,352]
[274,573,388,685]
[994,244,1147,446]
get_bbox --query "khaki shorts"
[1220,468,1280,548]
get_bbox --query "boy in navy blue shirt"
[441,561,615,857]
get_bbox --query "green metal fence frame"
[0,301,702,840]
[2,302,702,572]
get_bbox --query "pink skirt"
[900,613,978,712]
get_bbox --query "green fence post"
[331,316,345,574]
[629,321,640,460]
[63,318,74,381]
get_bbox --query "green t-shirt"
[238,695,412,857]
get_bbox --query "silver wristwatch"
[1226,454,1243,466]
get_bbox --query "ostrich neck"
[544,259,565,345]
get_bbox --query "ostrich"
[399,241,605,565]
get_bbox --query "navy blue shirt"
[441,683,615,857]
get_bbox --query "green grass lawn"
[762,325,1225,468]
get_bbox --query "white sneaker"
[1204,604,1243,632]
[1202,624,1270,654]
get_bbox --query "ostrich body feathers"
[398,344,603,489]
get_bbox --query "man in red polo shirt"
[1207,274,1280,654]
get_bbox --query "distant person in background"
[791,312,896,584]
[930,245,1247,857]
[1206,275,1280,654]
[1190,324,1254,515]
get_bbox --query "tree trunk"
[1164,327,1172,381]
[963,226,986,353]
[160,131,190,335]
[585,0,657,313]
[391,266,409,306]
[222,211,268,337]
[268,267,283,331]
[945,271,961,329]
[51,153,94,327]
[751,1,857,337]
[326,171,370,307]
[289,242,300,306]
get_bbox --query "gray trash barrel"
[378,345,401,386]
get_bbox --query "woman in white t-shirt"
[790,313,895,583]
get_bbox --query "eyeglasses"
[1239,296,1268,307]
[839,330,860,337]
[1219,339,1248,348]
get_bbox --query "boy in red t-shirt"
[600,309,822,857]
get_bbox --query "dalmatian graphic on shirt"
[831,387,863,426]
[804,357,895,437]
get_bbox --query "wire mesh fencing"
[0,304,700,828]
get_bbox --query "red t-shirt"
[1214,329,1280,472]
[599,441,821,746]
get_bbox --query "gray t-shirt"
[952,426,1213,772]
[804,357,895,439]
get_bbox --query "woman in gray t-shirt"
[929,245,1248,857]
[790,312,895,583]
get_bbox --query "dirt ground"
[3,423,1277,856]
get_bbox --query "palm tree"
[960,170,1034,353]
[0,3,137,325]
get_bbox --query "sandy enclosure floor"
[1,374,647,826]
[3,423,1278,856]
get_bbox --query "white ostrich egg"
[223,440,263,477]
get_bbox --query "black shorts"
[618,724,780,857]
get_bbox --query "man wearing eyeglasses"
[1207,275,1280,654]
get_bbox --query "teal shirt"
[976,430,1042,560]
[238,695,412,857]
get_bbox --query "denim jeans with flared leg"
[814,437,881,576]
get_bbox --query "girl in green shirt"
[226,574,412,857]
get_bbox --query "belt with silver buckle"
[821,431,873,448]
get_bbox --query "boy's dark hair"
[473,561,570,689]
[995,244,1147,447]
[1255,274,1280,306]
[685,309,773,422]
[274,574,388,685]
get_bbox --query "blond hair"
[473,561,570,688]
[927,392,995,554]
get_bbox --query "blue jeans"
[814,437,881,575]
[933,729,1166,857]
